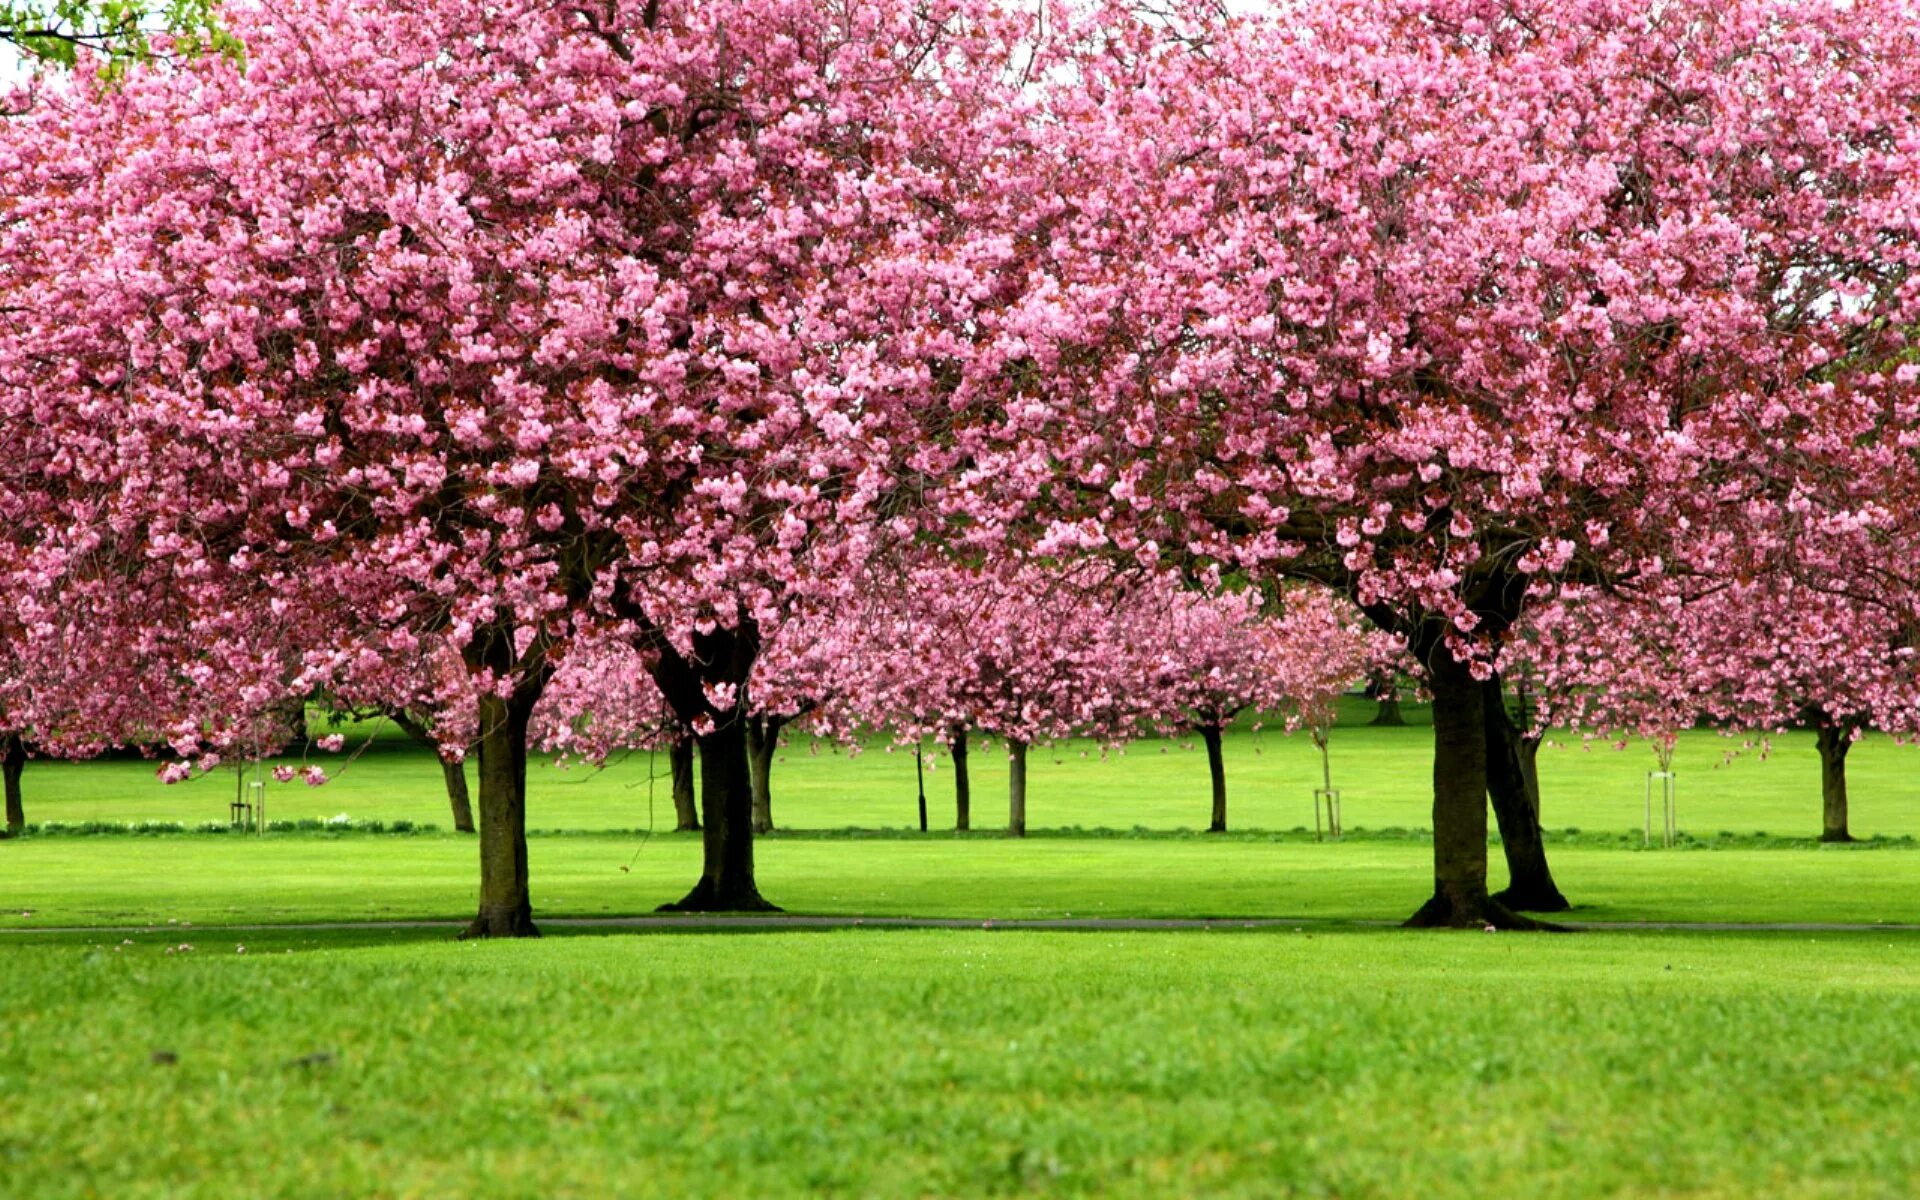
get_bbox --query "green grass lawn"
[9,704,1920,1196]
[15,696,1920,838]
[5,925,1919,1197]
[4,832,1918,929]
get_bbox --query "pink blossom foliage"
[0,0,1053,740]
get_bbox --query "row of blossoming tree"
[6,0,1920,934]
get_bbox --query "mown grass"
[4,926,1919,1197]
[8,706,1917,1196]
[14,696,1920,838]
[5,833,1919,930]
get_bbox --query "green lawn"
[9,707,1920,1196]
[4,926,1919,1197]
[4,832,1918,929]
[14,697,1920,838]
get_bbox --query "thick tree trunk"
[440,755,475,834]
[1405,649,1547,930]
[1370,695,1405,726]
[1483,676,1569,913]
[1008,738,1027,837]
[1201,723,1227,832]
[952,728,971,832]
[646,623,775,912]
[669,734,699,832]
[463,691,539,938]
[2,733,24,837]
[1816,722,1856,843]
[664,717,776,911]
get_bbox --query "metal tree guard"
[1645,739,1677,848]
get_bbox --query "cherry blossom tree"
[847,557,1143,836]
[1518,577,1920,844]
[736,602,875,834]
[0,0,1049,930]
[530,637,697,832]
[938,0,1920,926]
[1126,580,1372,831]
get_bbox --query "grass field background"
[9,698,1920,1196]
[5,926,1919,1197]
[4,833,1919,930]
[12,696,1920,838]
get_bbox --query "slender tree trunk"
[1200,723,1227,832]
[747,715,779,835]
[669,734,699,832]
[916,745,928,832]
[1008,739,1028,837]
[1816,722,1856,843]
[664,716,776,911]
[2,733,25,837]
[463,691,539,939]
[1483,676,1569,913]
[440,755,475,834]
[388,707,474,833]
[1370,694,1405,726]
[1405,649,1546,929]
[952,728,971,832]
[1518,734,1542,816]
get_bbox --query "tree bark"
[747,715,781,835]
[664,716,776,911]
[952,727,971,832]
[1483,675,1569,913]
[276,696,310,745]
[916,745,928,832]
[1008,738,1028,837]
[2,733,24,837]
[1404,647,1548,930]
[1370,694,1405,726]
[387,707,474,833]
[647,623,776,912]
[463,689,540,938]
[669,734,699,832]
[1816,721,1856,843]
[1200,723,1227,832]
[440,755,475,835]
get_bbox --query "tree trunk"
[1483,676,1569,913]
[1008,738,1027,837]
[664,716,776,911]
[2,734,24,837]
[916,745,928,832]
[1201,723,1227,832]
[1370,694,1405,726]
[463,690,539,939]
[747,716,780,835]
[387,707,474,833]
[1405,648,1547,930]
[646,623,775,912]
[1816,722,1856,843]
[952,728,971,832]
[670,734,699,832]
[441,755,475,834]
[276,696,310,745]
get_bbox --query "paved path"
[5,914,1920,935]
